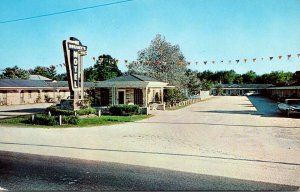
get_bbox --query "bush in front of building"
[110,104,140,116]
[29,114,79,126]
[46,106,74,116]
[76,107,97,116]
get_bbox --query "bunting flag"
[297,54,300,58]
[269,57,273,61]
[178,61,183,65]
[204,61,207,65]
[195,61,198,65]
[187,61,191,65]
[253,58,256,62]
[92,57,96,61]
[278,55,282,60]
[244,59,247,63]
[156,60,161,64]
[287,54,291,59]
[212,61,215,64]
[236,60,239,63]
[261,58,264,61]
[221,60,224,63]
[229,60,231,64]
[124,60,128,63]
[115,59,119,64]
[146,60,151,65]
[63,63,66,66]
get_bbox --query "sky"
[0,0,300,75]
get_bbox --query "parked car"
[278,99,300,117]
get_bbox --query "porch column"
[145,87,148,107]
[160,87,164,103]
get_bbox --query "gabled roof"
[96,74,168,88]
[29,75,51,81]
[105,74,158,82]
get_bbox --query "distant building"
[210,84,273,96]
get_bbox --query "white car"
[278,99,300,117]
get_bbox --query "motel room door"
[118,90,125,104]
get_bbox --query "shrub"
[163,89,187,105]
[30,114,59,126]
[44,94,53,103]
[63,116,79,125]
[110,104,140,116]
[46,106,74,116]
[29,114,79,126]
[76,107,96,115]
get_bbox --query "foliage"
[215,84,223,95]
[35,95,42,103]
[76,107,97,115]
[201,80,213,91]
[163,89,187,105]
[85,54,122,82]
[110,104,140,116]
[128,34,188,88]
[30,114,59,126]
[55,73,67,81]
[186,69,201,95]
[1,66,30,79]
[46,106,74,116]
[242,70,257,84]
[32,65,57,80]
[28,114,79,126]
[44,94,53,103]
[62,116,80,125]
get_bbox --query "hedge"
[46,106,74,116]
[30,114,79,126]
[110,104,140,116]
[46,106,97,116]
[76,107,96,115]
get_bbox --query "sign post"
[62,37,87,110]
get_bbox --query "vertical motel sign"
[63,37,87,98]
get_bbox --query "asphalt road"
[0,96,299,190]
[0,151,298,191]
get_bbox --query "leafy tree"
[233,75,243,84]
[85,54,122,82]
[223,70,238,84]
[201,80,213,91]
[268,71,293,84]
[55,73,67,81]
[186,69,201,95]
[32,65,57,80]
[1,66,30,79]
[242,70,257,84]
[163,88,187,105]
[128,34,188,88]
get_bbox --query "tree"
[85,54,122,82]
[1,66,30,79]
[128,34,188,88]
[32,65,57,80]
[233,75,243,84]
[186,69,201,95]
[242,70,257,84]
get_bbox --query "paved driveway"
[0,96,299,187]
[0,103,53,119]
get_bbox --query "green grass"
[0,115,152,128]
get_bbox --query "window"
[134,89,143,105]
[28,91,32,98]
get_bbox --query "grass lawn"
[0,115,151,128]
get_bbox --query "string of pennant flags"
[1,53,299,73]
[93,53,300,66]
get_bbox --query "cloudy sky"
[0,0,300,75]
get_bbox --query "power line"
[0,0,134,24]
